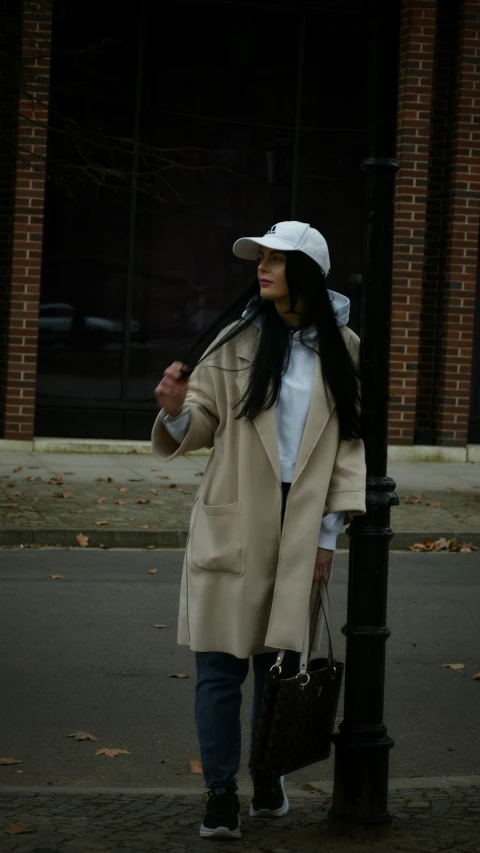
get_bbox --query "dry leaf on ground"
[96,476,114,482]
[148,569,158,574]
[139,524,150,529]
[147,545,155,550]
[167,483,177,489]
[190,759,203,774]
[13,466,22,473]
[95,748,130,758]
[441,663,465,671]
[67,731,98,741]
[128,478,143,482]
[58,492,72,499]
[426,501,442,508]
[409,537,478,553]
[136,498,150,504]
[97,497,106,504]
[404,494,424,504]
[149,488,158,494]
[4,823,34,835]
[94,520,107,526]
[471,672,480,680]
[302,784,321,793]
[160,476,170,480]
[47,477,64,485]
[450,487,460,492]
[76,533,89,548]
[118,487,130,493]
[177,488,185,493]
[153,624,169,629]
[168,673,189,679]
[115,499,128,505]
[49,574,63,580]
[0,757,22,765]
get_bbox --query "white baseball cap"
[233,220,330,276]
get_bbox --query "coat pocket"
[190,501,245,576]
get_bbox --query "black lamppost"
[329,0,401,825]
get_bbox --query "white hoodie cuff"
[318,511,345,550]
[159,407,192,443]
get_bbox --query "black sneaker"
[249,774,289,818]
[199,787,241,839]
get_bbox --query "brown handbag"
[249,581,344,777]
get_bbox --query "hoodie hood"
[241,288,350,334]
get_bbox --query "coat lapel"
[291,355,335,486]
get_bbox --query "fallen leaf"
[95,748,130,758]
[147,545,156,550]
[136,498,150,504]
[153,624,169,629]
[0,757,22,765]
[441,663,465,671]
[405,494,424,504]
[118,487,130,493]
[32,497,39,502]
[408,542,427,552]
[148,569,158,574]
[99,544,110,549]
[472,672,480,680]
[115,499,128,505]
[426,501,442,508]
[13,466,22,473]
[67,731,98,741]
[94,520,107,526]
[47,477,63,486]
[149,488,158,495]
[97,497,106,504]
[76,533,89,548]
[96,476,114,482]
[4,823,34,835]
[168,673,189,679]
[160,476,170,480]
[139,524,150,529]
[450,487,460,492]
[167,483,177,489]
[58,492,72,499]
[128,478,143,482]
[190,759,203,774]
[49,574,63,580]
[177,488,185,493]
[302,783,321,793]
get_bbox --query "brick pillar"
[433,0,480,446]
[2,1,52,441]
[389,0,437,446]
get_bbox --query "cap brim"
[233,236,293,259]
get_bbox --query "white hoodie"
[160,289,350,550]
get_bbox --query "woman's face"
[256,245,288,302]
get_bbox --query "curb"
[1,776,480,796]
[1,528,479,549]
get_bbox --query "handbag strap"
[273,579,335,674]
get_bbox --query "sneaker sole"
[249,777,289,818]
[199,821,242,839]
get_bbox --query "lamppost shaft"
[329,0,401,825]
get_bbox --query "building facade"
[1,0,479,453]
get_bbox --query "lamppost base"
[328,734,394,825]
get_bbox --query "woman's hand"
[313,547,333,582]
[154,361,189,416]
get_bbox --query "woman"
[152,220,366,839]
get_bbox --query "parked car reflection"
[38,302,140,346]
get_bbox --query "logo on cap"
[265,225,277,235]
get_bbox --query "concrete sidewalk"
[0,450,479,548]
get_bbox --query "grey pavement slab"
[0,549,479,793]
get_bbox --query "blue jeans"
[195,648,300,790]
[194,481,299,791]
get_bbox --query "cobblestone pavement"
[0,455,480,548]
[1,784,479,853]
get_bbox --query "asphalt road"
[0,548,479,792]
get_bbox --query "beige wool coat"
[151,322,366,658]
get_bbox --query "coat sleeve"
[151,361,219,462]
[323,326,366,521]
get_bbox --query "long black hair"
[182,250,361,440]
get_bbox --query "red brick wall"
[0,2,23,437]
[2,0,52,441]
[391,0,480,447]
[433,0,480,446]
[390,0,437,445]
